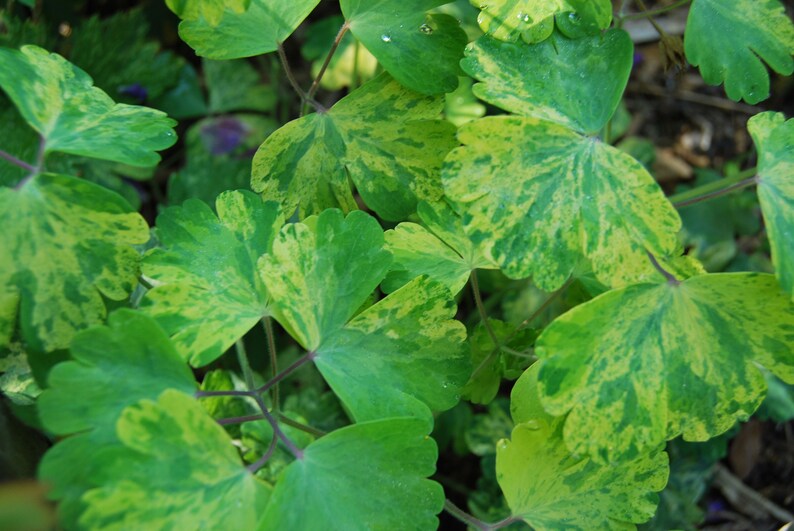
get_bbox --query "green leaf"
[260,209,468,421]
[473,0,612,43]
[204,59,276,113]
[535,273,794,463]
[252,73,457,221]
[0,100,38,188]
[200,370,249,438]
[498,364,668,530]
[166,0,252,26]
[462,30,633,134]
[0,45,176,167]
[0,174,148,351]
[0,345,40,406]
[260,418,442,529]
[383,200,496,295]
[178,0,321,59]
[37,310,197,527]
[748,112,794,300]
[442,116,682,290]
[167,115,276,207]
[80,390,271,530]
[341,1,467,94]
[684,0,794,104]
[444,77,487,127]
[141,190,284,366]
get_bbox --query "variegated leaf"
[166,0,251,26]
[259,209,468,421]
[442,116,682,290]
[498,364,668,530]
[685,0,794,104]
[251,73,457,221]
[748,111,794,300]
[0,45,176,166]
[141,190,284,366]
[536,273,794,463]
[0,174,148,351]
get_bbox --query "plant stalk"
[0,148,35,173]
[669,169,759,208]
[263,317,280,412]
[470,270,500,346]
[621,0,691,21]
[307,22,349,102]
[443,499,524,531]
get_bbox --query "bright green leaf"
[498,364,668,530]
[383,200,496,295]
[536,273,794,463]
[445,77,487,127]
[472,0,612,43]
[260,209,468,421]
[0,174,148,351]
[260,418,442,530]
[37,310,197,527]
[748,112,794,300]
[462,30,633,134]
[141,190,284,366]
[178,0,321,59]
[166,0,252,26]
[684,0,794,104]
[0,45,176,167]
[252,73,457,221]
[341,1,467,94]
[442,116,682,290]
[80,390,271,530]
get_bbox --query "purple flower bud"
[118,83,148,103]
[201,117,249,156]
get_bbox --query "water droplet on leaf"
[381,34,392,43]
[419,23,433,35]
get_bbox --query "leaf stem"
[0,148,35,172]
[621,0,691,21]
[236,339,256,390]
[646,251,680,285]
[255,351,315,395]
[307,22,349,102]
[262,317,280,412]
[669,170,759,208]
[247,431,278,473]
[256,396,304,460]
[278,413,327,438]
[276,42,325,114]
[217,414,265,426]
[443,499,524,531]
[632,0,672,39]
[470,270,500,347]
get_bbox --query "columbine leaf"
[141,190,284,366]
[462,29,633,134]
[166,0,252,26]
[37,310,197,527]
[498,364,668,530]
[442,116,682,290]
[0,45,176,167]
[178,0,321,59]
[684,0,794,104]
[80,390,271,530]
[383,200,496,295]
[0,174,148,351]
[535,273,794,463]
[473,0,612,43]
[340,0,467,94]
[205,59,276,113]
[260,418,442,530]
[748,112,794,299]
[260,209,468,421]
[251,73,457,221]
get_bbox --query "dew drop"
[381,34,392,43]
[568,12,580,22]
[419,23,433,35]
[517,11,530,22]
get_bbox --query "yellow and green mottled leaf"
[383,200,496,295]
[0,45,176,167]
[141,190,283,367]
[260,210,468,422]
[80,390,271,530]
[536,273,794,463]
[341,1,467,94]
[685,0,794,104]
[252,73,457,221]
[166,0,251,26]
[260,418,442,530]
[178,0,321,59]
[37,310,197,528]
[748,112,794,300]
[0,174,148,351]
[472,0,612,43]
[463,30,633,134]
[442,116,682,291]
[498,364,668,530]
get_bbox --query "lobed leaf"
[166,0,252,26]
[252,73,457,221]
[141,190,284,366]
[178,0,321,59]
[0,45,176,166]
[442,116,682,290]
[684,0,794,104]
[260,418,442,530]
[536,273,794,463]
[748,111,794,300]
